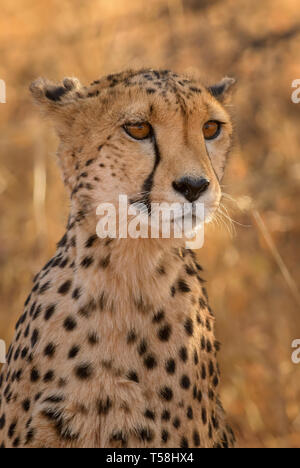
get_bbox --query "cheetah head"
[30,69,235,239]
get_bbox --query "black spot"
[214,340,221,352]
[173,417,181,429]
[14,346,20,361]
[185,265,197,276]
[21,347,29,359]
[193,430,201,447]
[184,317,194,336]
[22,399,31,412]
[59,257,69,269]
[179,347,188,362]
[43,395,65,404]
[8,421,17,439]
[160,387,173,401]
[31,329,39,348]
[39,281,51,295]
[85,235,98,248]
[0,414,6,430]
[178,280,191,293]
[127,371,139,383]
[206,339,213,353]
[72,288,81,300]
[144,355,157,370]
[13,437,20,448]
[25,428,35,445]
[165,359,176,374]
[180,437,189,448]
[29,301,37,317]
[63,316,77,331]
[44,304,56,321]
[138,427,154,443]
[158,324,172,342]
[180,375,191,389]
[202,407,207,425]
[81,256,94,268]
[33,304,42,320]
[43,370,55,382]
[152,310,165,323]
[88,332,99,345]
[187,406,193,419]
[58,280,72,295]
[161,410,170,422]
[144,410,155,421]
[201,336,206,350]
[30,368,40,383]
[213,375,219,387]
[162,429,169,443]
[68,345,80,359]
[75,363,93,380]
[138,340,148,356]
[44,343,56,358]
[24,294,31,306]
[34,393,42,402]
[190,87,202,94]
[97,397,112,415]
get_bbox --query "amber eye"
[123,122,152,140]
[203,120,222,140]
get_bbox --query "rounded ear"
[208,77,236,102]
[29,77,84,136]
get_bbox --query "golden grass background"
[1,0,300,448]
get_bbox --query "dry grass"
[1,0,300,448]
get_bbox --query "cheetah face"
[30,70,235,233]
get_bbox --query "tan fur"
[0,69,235,448]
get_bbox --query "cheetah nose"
[172,177,210,203]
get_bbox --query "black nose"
[172,177,210,202]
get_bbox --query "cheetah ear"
[29,77,84,136]
[208,77,236,102]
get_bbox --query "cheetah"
[0,69,236,448]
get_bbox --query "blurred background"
[0,0,300,448]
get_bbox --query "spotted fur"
[0,69,236,448]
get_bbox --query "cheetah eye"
[203,120,222,140]
[123,122,152,140]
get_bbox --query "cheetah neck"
[61,215,188,320]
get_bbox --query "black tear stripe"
[132,133,161,215]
